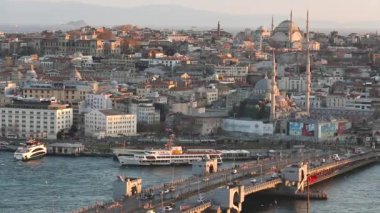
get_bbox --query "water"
[0,152,379,213]
[0,152,195,213]
[243,163,380,213]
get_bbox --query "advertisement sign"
[302,123,315,136]
[289,122,303,136]
[319,123,337,138]
[337,122,346,135]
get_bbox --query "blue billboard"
[289,122,303,136]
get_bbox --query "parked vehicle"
[332,154,340,161]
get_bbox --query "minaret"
[289,10,293,48]
[305,10,311,116]
[270,51,277,122]
[271,16,274,34]
[217,21,221,37]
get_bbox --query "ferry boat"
[14,139,47,161]
[116,135,222,166]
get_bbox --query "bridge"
[75,150,378,213]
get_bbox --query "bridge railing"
[181,201,212,213]
[309,152,376,175]
[244,178,282,196]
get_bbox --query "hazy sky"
[21,0,380,23]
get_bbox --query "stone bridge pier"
[280,162,308,193]
[212,184,245,213]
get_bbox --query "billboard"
[319,123,337,138]
[337,122,346,135]
[222,119,273,136]
[302,123,315,136]
[289,122,303,136]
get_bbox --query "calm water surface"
[243,163,380,213]
[0,152,379,213]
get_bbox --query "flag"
[308,175,318,184]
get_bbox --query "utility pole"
[306,174,310,213]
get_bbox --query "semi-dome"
[254,78,272,91]
[111,80,118,86]
[256,26,268,33]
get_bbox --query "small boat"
[14,139,47,161]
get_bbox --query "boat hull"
[118,156,222,166]
[14,152,47,161]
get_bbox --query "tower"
[289,10,293,48]
[305,10,311,116]
[271,16,274,34]
[217,21,221,37]
[270,51,277,122]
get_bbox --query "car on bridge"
[164,205,173,211]
[332,154,341,161]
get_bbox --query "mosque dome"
[254,76,272,91]
[274,20,301,34]
[111,80,118,88]
[256,26,269,34]
[271,20,304,47]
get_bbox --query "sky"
[20,0,380,24]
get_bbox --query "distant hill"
[66,20,87,27]
[0,0,378,34]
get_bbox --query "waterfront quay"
[75,148,378,213]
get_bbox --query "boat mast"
[165,133,175,149]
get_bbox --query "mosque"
[250,53,299,120]
[270,11,304,49]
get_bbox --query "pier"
[75,149,378,213]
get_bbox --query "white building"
[213,65,248,82]
[345,98,373,111]
[326,95,347,108]
[278,76,307,93]
[84,109,136,138]
[0,98,73,139]
[80,93,113,113]
[292,94,322,109]
[128,99,160,124]
[206,88,219,105]
[222,119,273,136]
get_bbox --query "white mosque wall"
[222,118,273,136]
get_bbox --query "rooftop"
[98,109,131,116]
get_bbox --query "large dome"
[274,20,301,34]
[255,78,272,91]
[271,20,304,47]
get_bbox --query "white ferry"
[14,139,47,161]
[117,146,222,166]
